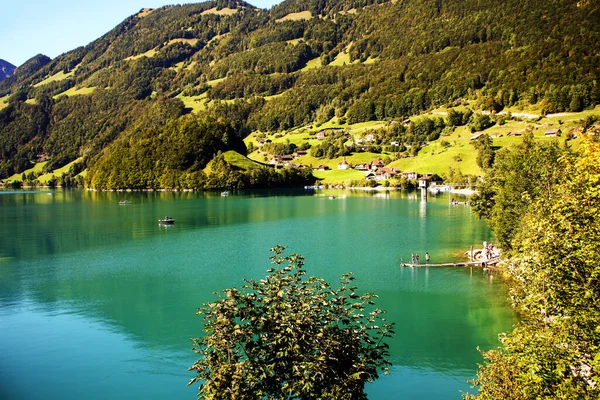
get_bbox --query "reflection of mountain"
[0,190,515,398]
[0,59,16,81]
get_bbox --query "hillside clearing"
[33,69,76,87]
[53,86,96,99]
[276,11,312,22]
[201,7,239,16]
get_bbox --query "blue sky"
[1,0,281,67]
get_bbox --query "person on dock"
[425,252,430,263]
[415,254,420,264]
[411,254,415,264]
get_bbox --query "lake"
[0,188,515,399]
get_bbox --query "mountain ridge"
[0,59,16,82]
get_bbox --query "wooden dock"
[400,258,500,268]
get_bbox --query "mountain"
[0,59,16,81]
[0,0,599,189]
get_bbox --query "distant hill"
[0,59,16,81]
[0,0,599,189]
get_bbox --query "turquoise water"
[0,189,514,399]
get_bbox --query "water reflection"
[0,189,514,399]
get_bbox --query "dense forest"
[1,0,599,188]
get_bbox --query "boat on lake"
[119,200,131,205]
[221,191,230,196]
[158,216,175,224]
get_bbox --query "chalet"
[390,141,400,147]
[371,159,385,169]
[337,157,351,170]
[314,165,330,171]
[507,131,523,137]
[402,171,418,180]
[377,168,400,180]
[295,150,308,156]
[544,128,562,137]
[354,163,370,171]
[268,157,279,165]
[470,133,484,140]
[315,131,327,139]
[490,134,503,139]
[280,155,294,162]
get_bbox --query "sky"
[0,0,282,67]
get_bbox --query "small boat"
[158,216,175,224]
[329,195,336,199]
[119,200,131,205]
[221,191,230,196]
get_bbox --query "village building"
[315,131,327,139]
[371,159,385,169]
[402,171,418,180]
[257,139,272,147]
[314,165,330,171]
[337,157,351,170]
[507,131,523,137]
[544,128,562,137]
[364,172,376,180]
[354,163,370,171]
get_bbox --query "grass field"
[36,158,83,183]
[204,150,264,174]
[0,96,8,110]
[178,93,208,113]
[3,159,86,184]
[276,11,312,22]
[201,7,239,16]
[53,86,96,99]
[4,162,48,182]
[300,57,322,71]
[33,69,76,88]
[329,51,351,66]
[206,77,227,87]
[126,48,157,61]
[166,38,199,46]
[313,169,365,184]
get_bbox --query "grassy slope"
[54,86,96,99]
[204,150,264,174]
[243,105,600,184]
[275,11,313,22]
[33,69,76,87]
[3,159,84,184]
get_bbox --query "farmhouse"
[371,159,385,169]
[544,128,562,137]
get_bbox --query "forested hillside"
[1,0,599,189]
